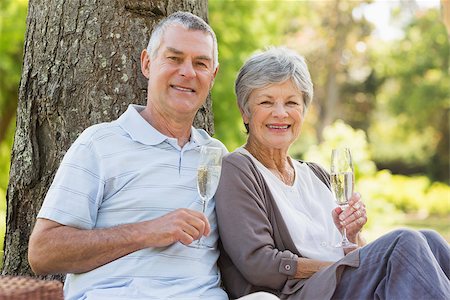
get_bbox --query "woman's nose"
[272,103,288,117]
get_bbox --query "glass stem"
[342,227,349,242]
[202,199,207,214]
[197,199,207,246]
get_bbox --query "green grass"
[364,213,450,243]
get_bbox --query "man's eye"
[260,101,272,106]
[168,56,180,62]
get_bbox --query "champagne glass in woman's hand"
[196,146,223,246]
[330,148,358,248]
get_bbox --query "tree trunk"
[316,0,344,142]
[2,0,210,278]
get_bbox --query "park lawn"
[364,213,450,243]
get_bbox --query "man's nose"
[179,60,196,78]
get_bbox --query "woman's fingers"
[339,193,367,229]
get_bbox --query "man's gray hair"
[146,11,218,69]
[235,47,313,117]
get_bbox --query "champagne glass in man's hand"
[330,148,358,248]
[196,146,222,246]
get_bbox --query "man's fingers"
[174,208,210,238]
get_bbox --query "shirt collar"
[117,104,212,147]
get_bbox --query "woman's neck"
[244,138,294,185]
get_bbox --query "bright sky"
[359,0,441,41]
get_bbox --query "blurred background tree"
[369,7,449,182]
[1,0,449,268]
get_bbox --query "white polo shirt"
[38,105,228,300]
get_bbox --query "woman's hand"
[332,192,367,245]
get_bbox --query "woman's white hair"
[235,47,313,118]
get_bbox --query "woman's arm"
[216,154,300,290]
[296,258,333,279]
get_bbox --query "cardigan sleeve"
[215,153,299,290]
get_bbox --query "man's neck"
[140,107,193,147]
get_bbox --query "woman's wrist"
[348,230,363,244]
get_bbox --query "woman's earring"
[244,123,249,133]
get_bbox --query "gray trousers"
[333,229,450,300]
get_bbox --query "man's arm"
[28,208,210,275]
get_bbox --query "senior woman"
[215,47,450,300]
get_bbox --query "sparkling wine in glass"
[331,148,358,248]
[196,146,222,246]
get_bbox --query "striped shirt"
[38,104,228,300]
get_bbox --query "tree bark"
[2,0,210,278]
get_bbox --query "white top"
[238,148,344,262]
[38,105,228,300]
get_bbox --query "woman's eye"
[287,101,300,106]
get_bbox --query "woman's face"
[243,80,305,151]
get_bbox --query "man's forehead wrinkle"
[164,47,213,61]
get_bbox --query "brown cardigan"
[216,152,360,300]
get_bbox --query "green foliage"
[368,114,438,165]
[0,0,28,109]
[299,120,377,179]
[380,9,449,129]
[424,182,450,215]
[369,8,450,181]
[0,0,25,212]
[359,170,450,216]
[209,0,312,150]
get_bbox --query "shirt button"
[285,265,291,271]
[321,242,327,247]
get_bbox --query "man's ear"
[213,64,219,79]
[210,64,220,88]
[141,49,150,79]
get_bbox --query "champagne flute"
[196,146,223,246]
[330,148,358,248]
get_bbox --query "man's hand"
[144,208,211,247]
[332,192,367,244]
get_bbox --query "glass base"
[185,240,214,249]
[196,240,213,249]
[334,239,358,249]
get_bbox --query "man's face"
[141,24,218,119]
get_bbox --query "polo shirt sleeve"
[38,137,104,229]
